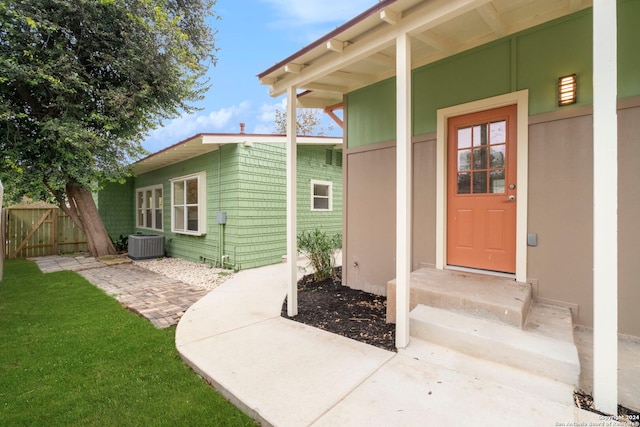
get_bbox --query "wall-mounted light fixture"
[558,74,577,106]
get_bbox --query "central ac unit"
[128,234,164,260]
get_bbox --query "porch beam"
[414,30,456,55]
[329,70,376,83]
[592,0,618,415]
[476,3,506,37]
[395,32,412,349]
[323,102,344,129]
[569,0,584,13]
[380,8,400,25]
[365,52,396,66]
[303,82,350,95]
[286,85,298,317]
[260,76,276,86]
[285,63,302,74]
[297,96,342,109]
[326,38,345,53]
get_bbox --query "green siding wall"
[228,143,286,269]
[413,39,512,135]
[297,146,343,237]
[618,0,640,98]
[228,143,343,269]
[347,2,640,147]
[515,12,593,115]
[97,179,135,241]
[134,150,222,264]
[97,142,343,270]
[347,80,396,148]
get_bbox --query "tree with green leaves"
[274,108,334,136]
[0,0,218,257]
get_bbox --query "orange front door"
[447,105,517,273]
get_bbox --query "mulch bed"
[281,268,639,419]
[281,267,396,352]
[573,389,639,422]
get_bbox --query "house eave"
[132,134,342,175]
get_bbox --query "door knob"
[508,195,516,201]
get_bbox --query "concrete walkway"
[176,262,603,427]
[32,255,209,328]
[31,255,634,424]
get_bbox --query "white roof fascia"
[200,134,342,146]
[133,134,343,174]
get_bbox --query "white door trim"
[436,90,529,283]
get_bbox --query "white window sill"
[172,230,206,237]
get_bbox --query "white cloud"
[260,0,375,29]
[253,98,286,134]
[144,101,251,151]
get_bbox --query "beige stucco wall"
[344,142,396,295]
[343,136,437,296]
[527,113,594,328]
[411,137,437,270]
[528,102,640,336]
[342,101,640,337]
[617,105,640,337]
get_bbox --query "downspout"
[218,145,225,268]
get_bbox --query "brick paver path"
[32,255,209,328]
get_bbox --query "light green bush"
[297,228,342,281]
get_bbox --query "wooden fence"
[4,206,87,258]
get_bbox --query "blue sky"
[142,0,376,153]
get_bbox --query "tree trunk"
[60,183,117,258]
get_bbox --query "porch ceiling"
[258,0,593,107]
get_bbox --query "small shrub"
[297,229,342,282]
[110,234,128,253]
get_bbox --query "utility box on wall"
[128,234,164,260]
[216,211,227,225]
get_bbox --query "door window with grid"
[456,120,506,195]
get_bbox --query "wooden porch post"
[286,85,298,317]
[395,32,412,348]
[592,0,618,415]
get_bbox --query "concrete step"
[399,338,577,408]
[387,267,531,329]
[409,303,580,386]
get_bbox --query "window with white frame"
[136,185,163,231]
[311,180,332,211]
[171,172,206,235]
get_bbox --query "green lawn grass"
[0,259,256,426]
